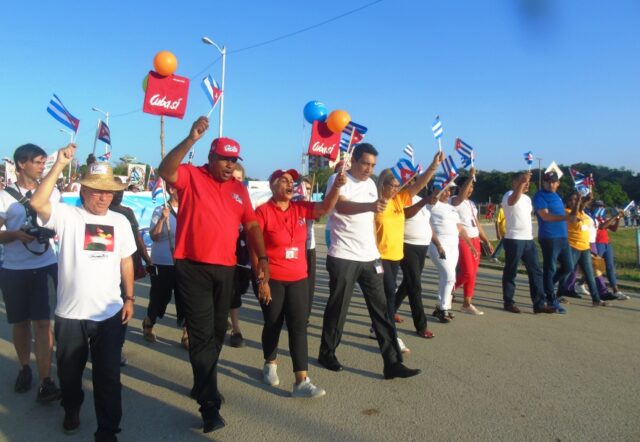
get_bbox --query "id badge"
[374,259,384,274]
[285,247,299,260]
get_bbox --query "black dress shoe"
[318,353,343,372]
[383,363,422,380]
[202,410,226,433]
[533,305,556,314]
[63,409,80,434]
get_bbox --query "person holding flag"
[373,151,444,348]
[591,200,628,299]
[450,168,494,315]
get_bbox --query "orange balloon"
[153,51,178,76]
[326,110,351,133]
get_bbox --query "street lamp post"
[202,36,226,139]
[536,157,543,189]
[91,107,109,156]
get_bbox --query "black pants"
[320,256,401,368]
[394,243,429,332]
[306,248,316,320]
[502,239,546,309]
[381,259,401,331]
[55,310,124,440]
[147,264,184,325]
[175,259,235,413]
[260,278,309,372]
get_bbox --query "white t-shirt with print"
[149,204,177,266]
[0,185,60,270]
[404,195,432,246]
[41,203,137,321]
[450,198,480,238]
[429,201,461,247]
[326,172,380,262]
[502,191,534,240]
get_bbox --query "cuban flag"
[524,151,534,165]
[403,144,415,165]
[569,167,594,188]
[97,151,111,161]
[202,75,222,108]
[623,200,636,214]
[47,94,80,133]
[432,172,454,191]
[441,155,459,179]
[97,121,111,145]
[339,121,367,152]
[431,116,443,139]
[455,138,474,168]
[152,177,165,203]
[592,207,607,220]
[390,158,418,186]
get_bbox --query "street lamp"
[91,106,109,156]
[202,36,226,138]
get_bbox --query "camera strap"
[3,186,50,256]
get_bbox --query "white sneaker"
[615,291,630,300]
[461,304,485,316]
[368,327,377,340]
[292,377,326,398]
[397,337,410,354]
[576,284,591,295]
[263,363,279,386]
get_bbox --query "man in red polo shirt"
[158,116,269,433]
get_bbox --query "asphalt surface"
[1,227,639,441]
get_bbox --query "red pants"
[455,236,481,298]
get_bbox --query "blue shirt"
[533,190,567,239]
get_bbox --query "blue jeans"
[55,310,124,440]
[502,239,545,309]
[595,242,618,288]
[569,248,602,303]
[538,237,573,304]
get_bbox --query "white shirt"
[404,195,432,246]
[326,172,380,262]
[502,191,534,240]
[0,185,60,269]
[149,204,177,266]
[451,198,479,238]
[41,203,137,321]
[429,201,461,246]
[306,220,316,250]
[586,215,597,244]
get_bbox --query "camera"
[21,225,56,245]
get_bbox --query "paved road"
[1,229,639,441]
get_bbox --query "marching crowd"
[0,116,629,440]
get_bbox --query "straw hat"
[79,163,127,191]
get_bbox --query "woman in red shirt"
[254,168,345,398]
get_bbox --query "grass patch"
[608,227,640,281]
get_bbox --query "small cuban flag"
[47,94,80,133]
[403,144,415,165]
[441,155,460,179]
[524,151,534,166]
[455,138,474,168]
[202,75,222,108]
[97,121,111,145]
[152,177,165,203]
[432,172,455,191]
[431,116,443,139]
[339,121,367,152]
[390,158,418,186]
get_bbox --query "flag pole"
[91,119,100,156]
[218,46,226,138]
[437,138,442,153]
[207,105,215,119]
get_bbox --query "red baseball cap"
[210,137,242,160]
[269,169,300,184]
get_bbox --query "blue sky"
[1,0,639,179]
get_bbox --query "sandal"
[142,317,156,343]
[432,308,450,324]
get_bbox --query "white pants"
[428,238,459,311]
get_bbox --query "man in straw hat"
[30,145,137,442]
[159,117,269,433]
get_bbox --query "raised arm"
[158,117,209,184]
[451,167,475,206]
[313,171,347,218]
[30,144,75,224]
[404,198,428,219]
[405,151,445,197]
[508,172,532,206]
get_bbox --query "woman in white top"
[142,186,187,346]
[429,183,477,323]
[450,169,494,315]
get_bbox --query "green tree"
[595,181,629,207]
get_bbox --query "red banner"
[143,71,189,119]
[307,121,341,161]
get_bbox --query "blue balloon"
[303,101,328,124]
